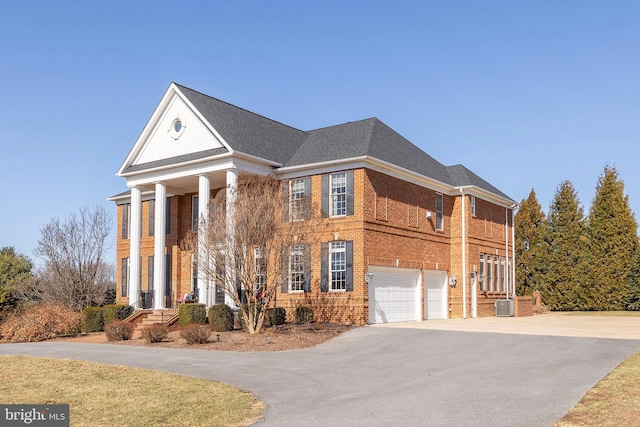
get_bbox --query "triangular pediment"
[118,83,229,175]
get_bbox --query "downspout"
[511,204,517,299]
[505,208,509,299]
[460,188,466,319]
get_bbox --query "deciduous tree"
[196,175,317,334]
[34,206,113,310]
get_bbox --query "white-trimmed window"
[254,248,266,294]
[486,255,492,291]
[500,256,505,292]
[436,193,444,230]
[289,244,306,292]
[493,256,499,292]
[148,199,155,236]
[470,196,476,216]
[479,254,485,292]
[330,172,347,217]
[192,195,199,231]
[330,241,347,291]
[290,178,306,221]
[122,204,131,239]
[121,257,129,297]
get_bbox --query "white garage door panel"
[424,271,447,320]
[369,268,420,324]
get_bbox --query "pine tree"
[626,251,640,311]
[585,166,639,310]
[540,180,587,310]
[514,189,546,295]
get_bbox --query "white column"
[225,169,238,307]
[129,186,142,307]
[153,182,167,310]
[197,174,211,307]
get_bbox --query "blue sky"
[1,1,639,264]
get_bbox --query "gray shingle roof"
[176,84,308,165]
[447,164,514,201]
[286,118,453,185]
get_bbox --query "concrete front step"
[132,310,179,331]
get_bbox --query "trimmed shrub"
[208,304,234,332]
[238,303,264,331]
[0,304,80,342]
[81,306,104,333]
[141,324,169,343]
[295,306,313,324]
[180,324,211,344]
[179,303,207,327]
[104,320,134,341]
[102,304,133,324]
[267,307,286,326]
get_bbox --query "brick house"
[110,82,516,325]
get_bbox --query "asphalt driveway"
[1,320,639,426]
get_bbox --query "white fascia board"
[107,189,158,205]
[117,83,233,177]
[456,185,516,208]
[277,156,455,195]
[118,151,234,178]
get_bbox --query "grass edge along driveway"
[0,355,264,427]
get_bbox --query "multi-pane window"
[493,255,498,292]
[470,196,476,216]
[330,172,347,217]
[290,178,306,221]
[330,241,347,291]
[486,255,492,292]
[148,200,155,236]
[436,193,444,230]
[479,254,485,292]
[500,257,505,292]
[192,196,199,231]
[289,245,306,292]
[254,248,266,294]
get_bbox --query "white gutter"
[460,188,467,319]
[505,207,509,299]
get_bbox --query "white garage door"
[368,267,421,324]
[424,271,447,320]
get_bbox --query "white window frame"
[479,254,485,292]
[290,178,306,221]
[500,256,505,292]
[486,255,492,292]
[254,248,266,294]
[289,244,305,292]
[470,196,476,216]
[330,172,347,217]
[330,241,347,291]
[435,193,444,230]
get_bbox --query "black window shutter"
[345,241,354,292]
[303,244,311,292]
[321,174,329,217]
[346,170,354,216]
[122,204,129,239]
[282,181,289,222]
[165,197,171,235]
[304,177,312,219]
[320,242,329,292]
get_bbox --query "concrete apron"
[373,312,640,340]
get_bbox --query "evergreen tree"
[0,247,35,317]
[540,180,587,310]
[626,250,640,311]
[514,189,546,295]
[585,166,639,310]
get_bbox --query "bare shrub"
[180,324,211,344]
[141,324,169,343]
[0,304,80,342]
[104,320,134,341]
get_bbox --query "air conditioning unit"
[496,299,514,317]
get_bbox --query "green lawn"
[0,356,263,427]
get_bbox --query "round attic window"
[168,118,186,140]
